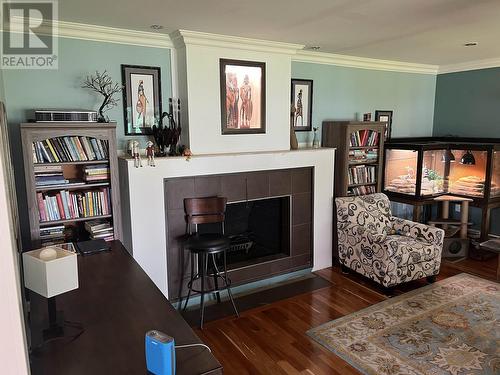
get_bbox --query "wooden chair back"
[184,197,227,225]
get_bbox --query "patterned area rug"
[307,274,499,375]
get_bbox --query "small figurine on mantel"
[131,140,142,168]
[146,141,155,167]
[182,147,192,161]
[312,127,320,148]
[127,140,134,156]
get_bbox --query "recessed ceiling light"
[150,24,164,30]
[306,46,321,51]
[464,42,478,47]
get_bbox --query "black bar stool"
[182,197,239,328]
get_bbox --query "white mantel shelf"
[118,148,336,297]
[120,147,333,161]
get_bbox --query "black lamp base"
[43,311,65,341]
[42,297,83,343]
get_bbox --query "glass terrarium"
[448,149,488,198]
[384,144,447,198]
[492,150,500,198]
[447,146,500,201]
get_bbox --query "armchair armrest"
[390,217,444,247]
[338,222,387,244]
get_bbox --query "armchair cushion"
[384,235,441,266]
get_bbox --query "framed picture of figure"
[375,110,393,141]
[291,79,313,131]
[220,59,266,135]
[121,65,162,135]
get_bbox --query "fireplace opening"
[218,196,290,269]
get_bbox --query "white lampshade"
[23,247,78,298]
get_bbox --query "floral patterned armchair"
[336,193,444,288]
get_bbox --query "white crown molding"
[170,29,304,55]
[438,57,500,74]
[7,16,173,49]
[294,50,439,75]
[57,20,173,49]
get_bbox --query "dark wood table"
[29,241,222,375]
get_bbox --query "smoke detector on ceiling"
[150,24,164,30]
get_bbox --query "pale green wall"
[291,62,437,144]
[2,37,172,247]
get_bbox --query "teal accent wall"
[433,67,500,137]
[291,62,437,144]
[434,67,500,235]
[2,37,172,247]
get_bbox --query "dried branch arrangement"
[82,70,122,122]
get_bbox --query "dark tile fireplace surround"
[164,167,314,301]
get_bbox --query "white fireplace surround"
[119,148,335,297]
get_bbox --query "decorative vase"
[290,125,298,150]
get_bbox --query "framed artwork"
[375,110,393,140]
[291,79,313,131]
[121,65,162,135]
[220,59,266,135]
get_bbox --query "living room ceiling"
[59,0,500,65]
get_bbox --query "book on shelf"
[37,187,112,222]
[34,164,67,186]
[83,164,110,182]
[348,185,376,196]
[348,165,376,185]
[32,136,109,163]
[348,149,378,163]
[39,225,75,245]
[40,224,65,239]
[349,130,379,147]
[35,175,69,186]
[34,164,105,189]
[85,219,114,241]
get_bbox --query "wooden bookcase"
[322,121,386,262]
[322,121,386,197]
[21,122,122,248]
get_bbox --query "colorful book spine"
[45,139,60,162]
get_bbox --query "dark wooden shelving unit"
[322,121,386,197]
[21,122,122,247]
[350,146,380,150]
[39,214,114,227]
[348,160,379,165]
[348,182,377,188]
[35,181,110,192]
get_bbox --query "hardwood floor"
[195,257,498,375]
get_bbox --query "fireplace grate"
[228,233,253,254]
